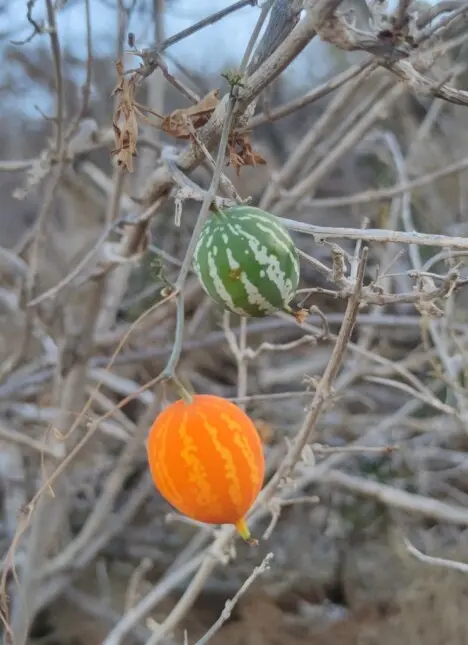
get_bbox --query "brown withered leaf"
[292,308,309,325]
[161,89,220,139]
[227,133,266,176]
[111,60,139,172]
[255,420,275,445]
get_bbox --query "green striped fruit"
[193,205,300,317]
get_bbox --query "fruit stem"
[172,375,194,404]
[209,201,226,219]
[209,200,221,214]
[235,518,258,546]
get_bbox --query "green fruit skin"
[193,205,300,317]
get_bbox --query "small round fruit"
[146,394,265,540]
[193,205,300,317]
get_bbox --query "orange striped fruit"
[146,394,265,541]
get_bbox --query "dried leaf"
[111,60,139,172]
[227,133,267,176]
[413,276,445,319]
[255,420,275,445]
[414,299,444,318]
[293,308,309,325]
[161,89,220,139]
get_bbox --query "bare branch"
[193,553,274,645]
[403,536,468,574]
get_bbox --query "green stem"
[162,292,185,379]
[209,200,223,216]
[175,95,237,291]
[172,375,194,404]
